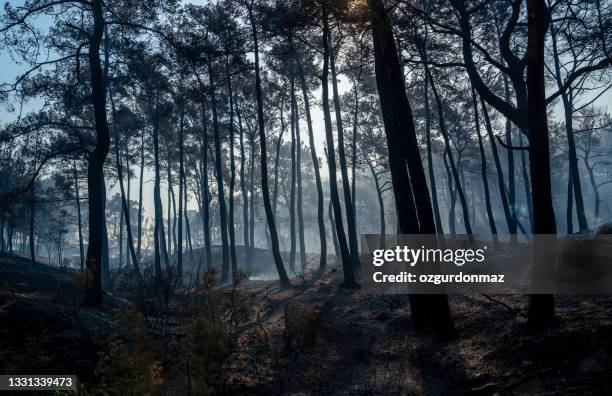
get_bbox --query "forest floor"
[1,251,611,395]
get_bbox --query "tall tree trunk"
[101,178,110,286]
[472,89,499,247]
[294,78,307,271]
[137,129,144,260]
[519,131,534,231]
[248,5,291,287]
[566,170,574,233]
[226,62,238,284]
[168,157,176,256]
[480,98,515,234]
[549,20,588,232]
[152,87,164,283]
[443,151,457,235]
[328,200,341,264]
[29,188,35,264]
[426,67,473,235]
[74,159,85,271]
[208,60,230,283]
[424,73,444,234]
[183,172,194,261]
[125,135,131,269]
[200,102,212,270]
[289,76,297,273]
[110,93,142,279]
[329,26,360,271]
[83,0,111,307]
[584,159,601,219]
[177,77,185,287]
[292,45,327,273]
[369,0,453,337]
[526,0,556,328]
[249,136,255,261]
[272,100,286,218]
[236,97,252,272]
[368,161,386,237]
[321,8,356,287]
[351,86,359,237]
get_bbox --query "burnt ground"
[1,252,611,395]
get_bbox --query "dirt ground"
[1,252,611,395]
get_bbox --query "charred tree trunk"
[443,151,457,235]
[294,82,307,272]
[152,86,165,284]
[289,76,297,273]
[168,157,176,257]
[292,45,327,273]
[177,78,185,287]
[137,129,145,260]
[208,60,230,284]
[83,0,111,307]
[549,20,587,233]
[272,93,286,218]
[519,132,534,231]
[328,199,341,265]
[368,161,386,237]
[248,5,291,287]
[249,136,255,262]
[369,0,453,337]
[480,98,516,235]
[426,67,473,235]
[236,98,252,272]
[73,160,85,271]
[321,9,356,287]
[226,64,238,284]
[200,102,212,270]
[526,0,556,329]
[472,89,499,247]
[329,26,360,272]
[424,73,444,234]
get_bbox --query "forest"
[0,0,611,394]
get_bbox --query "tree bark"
[472,89,499,248]
[424,72,444,234]
[137,129,144,260]
[152,86,164,283]
[236,98,252,272]
[177,77,185,287]
[208,60,230,283]
[321,8,356,287]
[200,102,212,270]
[73,160,84,270]
[526,0,556,328]
[329,26,360,272]
[328,199,341,265]
[289,76,297,273]
[292,46,327,273]
[549,20,588,232]
[367,161,386,237]
[294,80,307,272]
[83,0,111,308]
[248,5,291,287]
[425,67,473,235]
[369,0,453,337]
[480,98,516,234]
[226,63,238,284]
